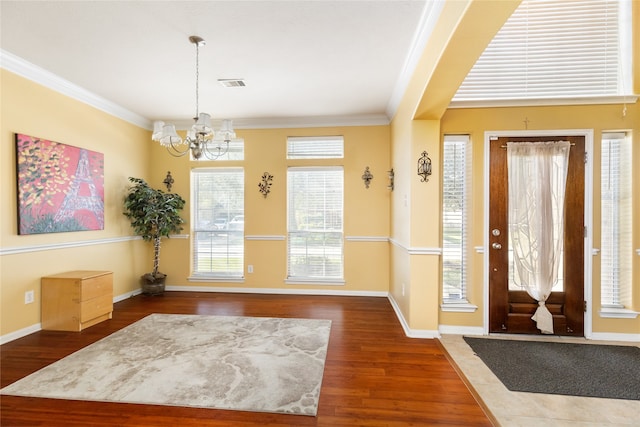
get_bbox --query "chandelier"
[151,35,236,160]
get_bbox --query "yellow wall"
[146,126,391,294]
[0,70,149,337]
[0,69,392,340]
[389,0,519,333]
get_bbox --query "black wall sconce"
[258,172,273,198]
[361,166,373,189]
[417,151,432,182]
[387,168,394,191]
[163,171,175,192]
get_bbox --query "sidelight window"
[600,132,632,310]
[442,135,471,302]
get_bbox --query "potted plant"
[123,177,186,295]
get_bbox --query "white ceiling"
[0,1,434,129]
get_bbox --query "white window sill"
[440,301,478,313]
[188,276,245,283]
[599,308,639,319]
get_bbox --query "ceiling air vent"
[218,79,246,88]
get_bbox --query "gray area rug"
[463,337,640,400]
[1,314,332,415]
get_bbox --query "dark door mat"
[463,337,640,400]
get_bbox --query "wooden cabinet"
[41,270,113,331]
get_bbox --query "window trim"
[286,165,344,283]
[287,136,345,159]
[190,138,245,161]
[598,131,638,319]
[190,167,245,279]
[441,135,475,311]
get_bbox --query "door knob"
[492,242,502,250]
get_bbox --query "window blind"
[287,167,344,280]
[287,136,344,159]
[191,168,244,277]
[600,132,632,307]
[442,135,471,302]
[453,0,629,102]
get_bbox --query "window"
[191,168,244,278]
[453,0,632,103]
[192,139,244,161]
[600,132,632,308]
[287,136,344,159]
[287,167,344,281]
[286,136,344,282]
[442,135,471,302]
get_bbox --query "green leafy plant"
[123,177,186,281]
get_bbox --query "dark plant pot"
[141,272,167,296]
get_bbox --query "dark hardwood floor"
[1,292,493,426]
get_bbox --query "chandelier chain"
[195,42,200,120]
[152,35,236,160]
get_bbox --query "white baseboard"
[4,287,636,345]
[0,323,42,345]
[113,288,142,302]
[165,285,388,298]
[589,332,640,343]
[439,325,485,336]
[387,294,440,339]
[1,289,142,344]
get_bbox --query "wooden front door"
[488,135,585,336]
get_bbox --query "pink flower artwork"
[16,134,104,235]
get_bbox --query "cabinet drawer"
[80,274,112,301]
[80,293,113,322]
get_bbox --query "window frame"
[285,135,345,284]
[599,132,633,314]
[451,0,634,107]
[441,135,475,311]
[190,138,245,161]
[190,167,245,280]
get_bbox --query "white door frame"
[482,129,594,338]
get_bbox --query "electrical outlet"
[247,265,254,274]
[24,290,34,304]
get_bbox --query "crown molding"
[170,114,390,130]
[1,49,152,129]
[386,0,445,120]
[2,49,391,131]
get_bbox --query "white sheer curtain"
[507,141,571,334]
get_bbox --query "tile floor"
[438,335,640,427]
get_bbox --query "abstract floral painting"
[16,133,104,235]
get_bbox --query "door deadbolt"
[492,229,501,236]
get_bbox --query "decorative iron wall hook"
[361,166,373,189]
[258,172,273,198]
[163,171,174,192]
[417,151,432,182]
